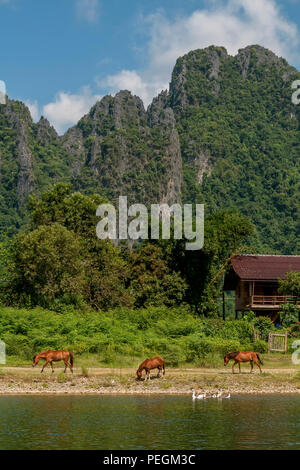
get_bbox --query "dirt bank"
[0,366,299,396]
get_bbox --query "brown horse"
[224,351,263,374]
[136,356,165,380]
[32,350,74,374]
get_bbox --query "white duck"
[192,390,206,400]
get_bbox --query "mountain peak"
[35,116,58,145]
[237,44,286,66]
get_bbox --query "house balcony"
[246,295,299,310]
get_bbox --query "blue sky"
[1,0,300,133]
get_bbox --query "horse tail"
[256,353,263,365]
[69,352,74,367]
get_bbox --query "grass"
[57,372,67,384]
[81,366,89,377]
[1,351,296,372]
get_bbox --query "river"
[0,394,299,450]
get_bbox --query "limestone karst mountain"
[0,45,299,253]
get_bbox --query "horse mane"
[225,351,240,359]
[138,358,150,371]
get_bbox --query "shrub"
[280,304,299,328]
[184,336,241,362]
[162,346,186,367]
[288,323,300,338]
[57,372,67,383]
[242,311,256,323]
[253,340,268,353]
[184,336,213,362]
[194,352,221,368]
[253,317,273,341]
[101,344,117,364]
[0,306,278,366]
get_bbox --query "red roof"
[231,255,300,281]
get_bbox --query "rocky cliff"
[61,89,182,205]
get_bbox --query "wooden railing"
[251,295,298,306]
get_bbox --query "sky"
[1,0,300,134]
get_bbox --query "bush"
[253,317,273,341]
[0,306,275,366]
[280,304,299,328]
[162,345,186,367]
[184,336,241,362]
[253,339,268,353]
[288,323,300,338]
[194,352,221,368]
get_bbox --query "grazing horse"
[224,351,263,374]
[136,356,165,380]
[32,350,74,374]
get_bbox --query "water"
[0,394,299,450]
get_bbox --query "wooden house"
[224,255,300,321]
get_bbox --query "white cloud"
[25,100,39,121]
[101,0,300,106]
[99,70,167,108]
[76,0,99,23]
[42,87,102,134]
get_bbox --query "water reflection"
[0,395,299,450]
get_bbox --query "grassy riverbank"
[0,355,299,396]
[0,306,299,395]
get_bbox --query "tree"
[278,272,300,298]
[11,223,86,307]
[128,243,187,308]
[156,210,254,315]
[278,271,300,325]
[9,185,133,310]
[28,182,106,241]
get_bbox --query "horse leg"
[147,369,150,380]
[250,360,253,374]
[254,358,262,373]
[238,362,241,374]
[232,361,237,374]
[64,360,68,373]
[51,361,54,374]
[41,360,49,373]
[68,353,73,374]
[157,367,161,378]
